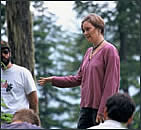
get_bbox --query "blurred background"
[1,1,140,129]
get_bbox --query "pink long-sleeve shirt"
[52,41,120,115]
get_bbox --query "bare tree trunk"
[117,5,129,94]
[6,0,35,78]
[119,25,126,62]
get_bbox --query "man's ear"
[104,107,108,120]
[126,115,133,126]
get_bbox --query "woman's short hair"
[81,13,104,35]
[12,108,41,126]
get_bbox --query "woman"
[38,13,120,129]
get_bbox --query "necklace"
[89,39,104,60]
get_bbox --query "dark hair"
[106,93,136,123]
[12,108,41,126]
[81,13,104,35]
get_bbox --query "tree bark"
[117,3,129,94]
[6,0,35,78]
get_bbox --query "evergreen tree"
[32,1,80,128]
[73,1,140,129]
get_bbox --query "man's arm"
[27,91,39,114]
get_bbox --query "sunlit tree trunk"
[6,0,35,77]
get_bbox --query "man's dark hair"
[12,108,41,126]
[106,93,136,123]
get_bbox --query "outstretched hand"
[38,77,53,86]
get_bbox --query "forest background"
[1,0,140,129]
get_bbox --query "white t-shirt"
[88,120,127,129]
[1,64,37,114]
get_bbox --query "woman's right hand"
[38,77,53,86]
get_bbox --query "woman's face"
[82,21,99,43]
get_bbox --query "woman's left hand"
[96,113,104,123]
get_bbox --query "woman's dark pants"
[77,108,99,129]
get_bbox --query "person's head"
[81,13,104,43]
[12,108,41,126]
[1,41,11,68]
[104,93,136,125]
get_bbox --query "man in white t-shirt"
[88,93,136,129]
[1,41,39,115]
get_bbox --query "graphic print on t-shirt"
[1,79,13,92]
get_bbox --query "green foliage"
[1,99,13,124]
[1,113,13,123]
[1,99,8,109]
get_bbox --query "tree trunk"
[118,24,126,62]
[6,0,35,78]
[117,3,129,94]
